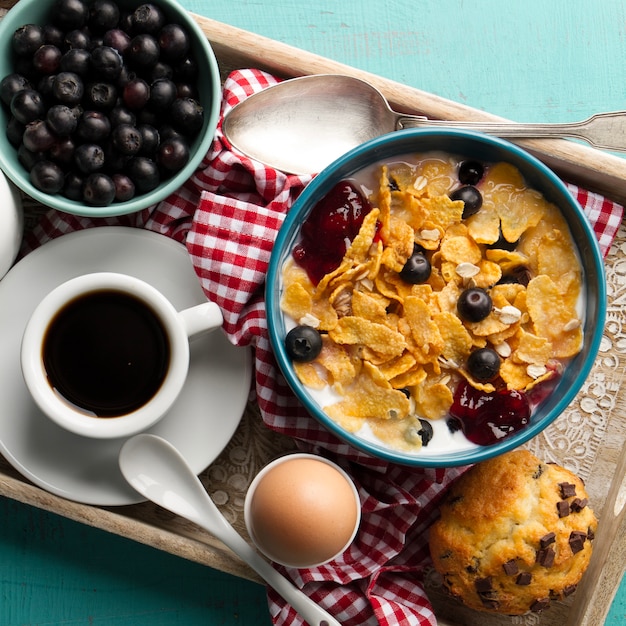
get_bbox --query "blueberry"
[63,28,91,50]
[0,73,31,107]
[157,136,189,172]
[112,123,143,155]
[77,110,111,142]
[174,56,198,82]
[400,245,431,284]
[158,23,190,61]
[451,185,483,219]
[89,46,123,81]
[63,170,84,200]
[60,48,91,75]
[109,105,136,127]
[497,266,531,287]
[47,104,78,136]
[102,29,131,55]
[74,142,105,173]
[53,0,89,30]
[30,160,64,194]
[170,97,203,135]
[48,136,76,166]
[457,287,492,323]
[88,0,120,33]
[10,89,45,124]
[33,44,62,75]
[458,160,484,186]
[125,155,160,192]
[149,78,177,111]
[83,172,115,206]
[22,119,56,152]
[132,3,166,34]
[467,348,501,381]
[127,34,160,68]
[12,24,45,57]
[487,230,518,252]
[52,72,84,105]
[85,81,118,109]
[122,77,150,110]
[111,173,135,201]
[417,419,434,446]
[138,124,159,155]
[6,117,25,147]
[285,325,323,362]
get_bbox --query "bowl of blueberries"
[266,128,606,467]
[0,0,221,216]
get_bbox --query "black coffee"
[42,289,170,418]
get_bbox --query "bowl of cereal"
[0,0,220,216]
[266,128,606,467]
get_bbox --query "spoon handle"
[193,503,342,626]
[397,111,626,152]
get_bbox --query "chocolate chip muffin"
[428,449,597,615]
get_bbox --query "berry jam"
[293,181,373,285]
[449,381,531,446]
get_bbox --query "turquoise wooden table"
[1,0,625,624]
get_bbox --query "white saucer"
[0,227,252,506]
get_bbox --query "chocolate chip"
[562,584,578,597]
[559,482,577,498]
[571,497,588,512]
[569,531,587,554]
[533,465,544,479]
[540,532,556,549]
[480,597,500,610]
[530,598,551,612]
[516,571,532,586]
[536,547,555,567]
[503,559,519,576]
[587,527,595,541]
[475,577,493,593]
[557,500,571,517]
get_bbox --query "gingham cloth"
[22,69,624,626]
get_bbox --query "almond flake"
[413,175,428,191]
[527,364,548,379]
[419,228,440,241]
[563,318,581,332]
[455,262,480,278]
[494,342,512,358]
[299,313,320,328]
[495,305,522,325]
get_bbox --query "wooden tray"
[0,6,625,626]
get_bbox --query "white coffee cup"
[21,272,223,439]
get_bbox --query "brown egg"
[245,455,360,568]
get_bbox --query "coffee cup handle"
[178,301,223,340]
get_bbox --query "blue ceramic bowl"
[266,129,606,467]
[0,0,220,217]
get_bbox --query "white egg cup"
[244,453,361,568]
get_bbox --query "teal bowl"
[0,0,220,216]
[266,129,606,467]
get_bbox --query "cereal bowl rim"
[0,0,221,217]
[266,128,607,467]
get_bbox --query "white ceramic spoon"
[119,434,341,626]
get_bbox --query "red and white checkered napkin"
[24,69,624,626]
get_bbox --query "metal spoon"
[119,434,342,626]
[222,73,626,175]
